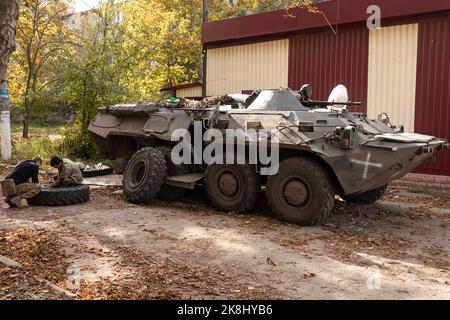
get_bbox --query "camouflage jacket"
[56,159,83,185]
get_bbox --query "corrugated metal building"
[164,0,450,175]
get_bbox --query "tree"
[122,0,203,100]
[0,0,20,86]
[5,0,322,159]
[13,0,72,138]
[91,0,320,103]
[0,0,20,160]
[122,0,320,100]
[61,0,136,158]
[208,0,320,20]
[0,0,20,79]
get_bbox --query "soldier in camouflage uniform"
[49,156,83,188]
[7,183,42,207]
[5,157,43,208]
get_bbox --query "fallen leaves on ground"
[266,257,276,267]
[90,187,123,199]
[0,184,448,300]
[0,266,67,300]
[303,271,316,279]
[383,188,450,210]
[76,243,283,300]
[0,228,70,286]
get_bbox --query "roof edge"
[202,0,450,45]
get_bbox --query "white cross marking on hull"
[350,153,383,179]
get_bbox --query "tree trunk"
[0,1,20,161]
[22,111,30,138]
[0,1,20,102]
[23,92,34,139]
[22,72,37,139]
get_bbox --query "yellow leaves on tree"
[7,0,323,143]
[121,0,202,101]
[9,0,74,138]
[207,0,320,21]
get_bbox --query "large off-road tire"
[28,185,90,206]
[123,147,168,204]
[343,185,388,204]
[156,147,190,201]
[205,164,261,212]
[267,157,335,226]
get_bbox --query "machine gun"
[296,84,362,109]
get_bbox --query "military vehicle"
[88,85,449,225]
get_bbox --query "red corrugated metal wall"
[415,14,450,176]
[288,25,369,113]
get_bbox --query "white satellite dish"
[328,85,349,111]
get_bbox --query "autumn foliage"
[7,0,318,158]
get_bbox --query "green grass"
[410,184,432,195]
[12,137,61,161]
[11,123,64,161]
[10,122,108,165]
[11,123,63,137]
[410,183,450,199]
[442,191,450,199]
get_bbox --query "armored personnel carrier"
[88,86,448,225]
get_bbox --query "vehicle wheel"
[28,185,90,206]
[343,185,388,204]
[156,147,190,201]
[123,147,168,203]
[267,157,335,226]
[205,164,261,212]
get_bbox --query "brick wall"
[391,173,450,192]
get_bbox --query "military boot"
[9,196,28,209]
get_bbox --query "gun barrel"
[301,101,362,107]
[167,108,212,112]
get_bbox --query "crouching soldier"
[4,157,43,208]
[49,156,83,188]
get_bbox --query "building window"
[114,11,123,23]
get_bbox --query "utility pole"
[0,73,12,160]
[202,0,208,98]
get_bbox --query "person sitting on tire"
[5,157,43,208]
[49,156,83,188]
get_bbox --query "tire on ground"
[156,147,190,201]
[122,147,168,203]
[81,167,114,178]
[343,185,388,204]
[205,164,261,213]
[28,185,90,206]
[267,157,335,226]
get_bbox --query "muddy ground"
[0,183,449,300]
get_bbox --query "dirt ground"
[0,182,449,300]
